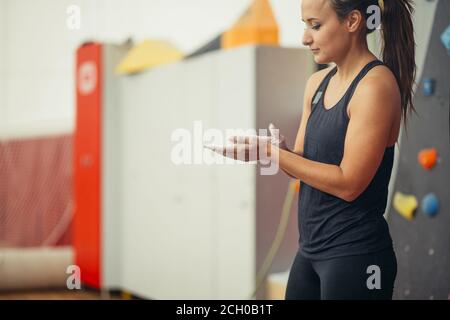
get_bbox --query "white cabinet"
[118,46,313,299]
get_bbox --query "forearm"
[279,148,302,179]
[272,146,350,200]
[282,169,297,179]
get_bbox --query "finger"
[268,123,284,144]
[269,123,279,137]
[257,136,272,143]
[206,144,244,159]
[204,144,244,160]
[269,124,278,139]
[229,135,259,144]
[223,144,246,160]
[204,144,230,156]
[205,142,268,161]
[203,144,215,150]
[224,144,258,161]
[268,123,276,134]
[229,136,247,144]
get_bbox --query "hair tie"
[378,0,385,12]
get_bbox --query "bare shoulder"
[304,66,335,108]
[350,64,401,118]
[308,65,335,90]
[358,64,400,98]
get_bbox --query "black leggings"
[285,247,397,300]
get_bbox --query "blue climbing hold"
[441,25,450,52]
[421,193,439,217]
[423,78,435,96]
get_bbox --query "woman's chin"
[313,55,329,65]
[313,54,322,63]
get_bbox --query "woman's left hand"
[204,135,272,162]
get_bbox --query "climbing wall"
[387,0,450,300]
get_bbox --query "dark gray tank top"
[299,60,394,260]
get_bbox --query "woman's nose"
[302,30,312,47]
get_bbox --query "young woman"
[206,0,416,299]
[280,0,415,300]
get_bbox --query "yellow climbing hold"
[222,0,279,49]
[393,192,418,220]
[115,39,183,75]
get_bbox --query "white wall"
[0,0,6,123]
[0,0,303,138]
[0,0,438,138]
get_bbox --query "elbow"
[338,169,368,202]
[340,191,357,202]
[340,187,362,202]
[338,170,365,202]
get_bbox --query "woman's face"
[301,0,352,64]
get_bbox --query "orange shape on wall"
[418,148,438,170]
[222,0,279,49]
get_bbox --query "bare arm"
[280,160,298,179]
[273,76,398,201]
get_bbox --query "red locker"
[74,43,102,289]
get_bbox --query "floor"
[0,289,126,300]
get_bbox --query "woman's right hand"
[269,123,289,151]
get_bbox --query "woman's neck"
[333,40,378,83]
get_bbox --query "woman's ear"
[346,10,364,33]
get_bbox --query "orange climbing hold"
[418,148,438,170]
[222,0,279,49]
[295,180,300,193]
